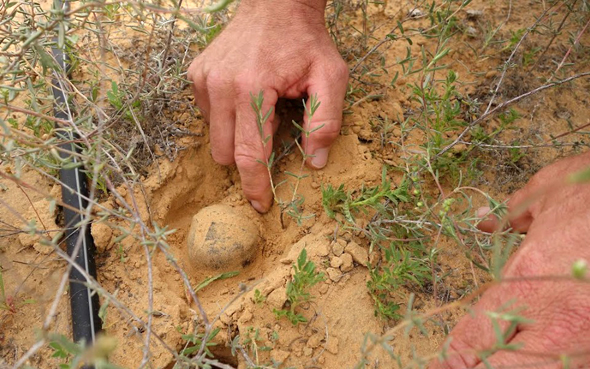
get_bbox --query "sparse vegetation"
[1,0,590,368]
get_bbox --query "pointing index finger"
[234,88,278,213]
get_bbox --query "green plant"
[49,333,119,369]
[106,81,142,123]
[180,327,220,357]
[196,271,239,292]
[253,289,266,305]
[322,167,410,223]
[273,249,324,325]
[0,268,35,313]
[367,245,432,320]
[242,327,272,360]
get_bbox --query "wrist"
[237,0,327,25]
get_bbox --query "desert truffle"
[187,204,259,272]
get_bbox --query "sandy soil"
[1,0,590,368]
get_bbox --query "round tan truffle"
[187,204,260,272]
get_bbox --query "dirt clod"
[325,337,339,354]
[271,349,290,364]
[340,253,354,272]
[326,267,342,282]
[187,204,260,272]
[345,241,368,267]
[92,221,114,253]
[266,287,288,309]
[330,256,343,268]
[332,239,345,256]
[307,332,324,349]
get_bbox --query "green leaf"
[196,271,239,292]
[292,120,304,132]
[297,249,307,270]
[309,123,325,134]
[204,0,234,13]
[568,166,590,184]
[98,297,110,325]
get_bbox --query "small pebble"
[409,8,423,17]
[466,9,483,19]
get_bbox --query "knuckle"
[506,253,543,296]
[310,119,341,142]
[557,286,590,325]
[318,58,349,82]
[211,149,234,166]
[333,59,349,80]
[440,337,476,369]
[233,73,256,95]
[206,68,231,93]
[234,147,263,171]
[188,57,206,82]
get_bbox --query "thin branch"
[437,71,590,158]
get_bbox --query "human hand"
[187,0,348,213]
[430,152,590,368]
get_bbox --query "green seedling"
[106,81,142,123]
[180,327,220,357]
[253,289,266,305]
[0,268,35,313]
[49,333,119,369]
[274,249,324,325]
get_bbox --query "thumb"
[477,186,536,234]
[477,154,590,234]
[302,64,348,169]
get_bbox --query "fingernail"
[251,200,266,213]
[311,148,329,169]
[477,206,491,218]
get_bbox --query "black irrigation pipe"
[51,0,101,366]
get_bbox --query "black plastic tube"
[51,0,101,361]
